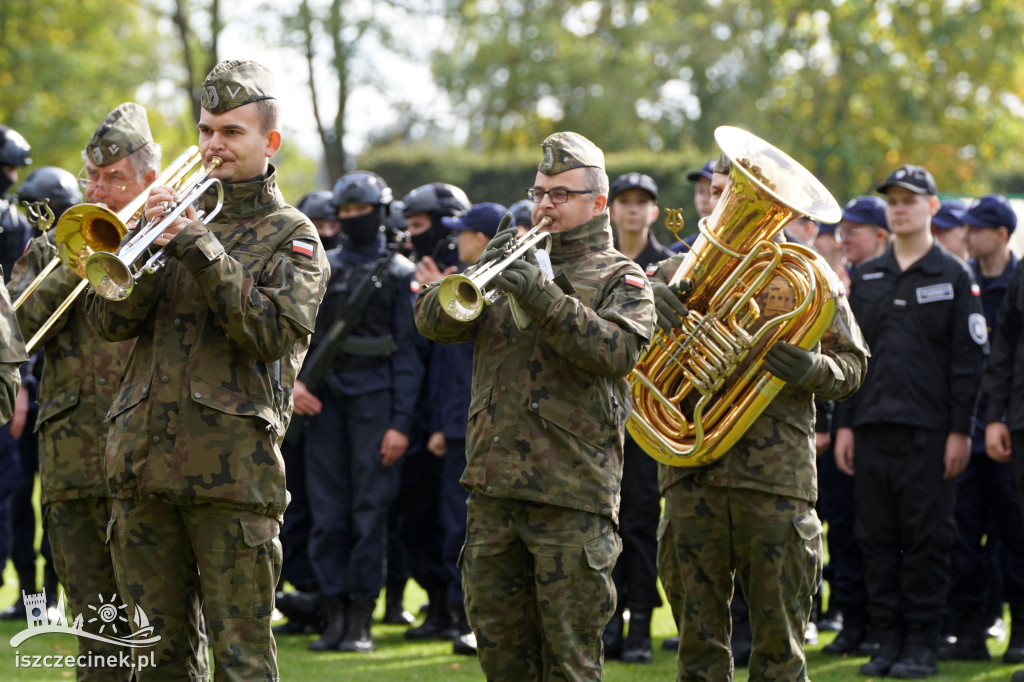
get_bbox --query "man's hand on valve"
[763,341,823,387]
[491,258,542,302]
[651,281,689,333]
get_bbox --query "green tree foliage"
[0,0,162,173]
[433,0,1024,201]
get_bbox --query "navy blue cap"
[962,194,1017,234]
[685,159,715,183]
[876,164,937,195]
[931,198,967,230]
[841,196,889,232]
[441,202,508,238]
[816,221,838,235]
[610,172,658,202]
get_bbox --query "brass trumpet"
[438,216,552,327]
[16,147,202,353]
[85,154,224,301]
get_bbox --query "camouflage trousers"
[462,494,621,682]
[44,497,132,682]
[108,498,281,682]
[658,480,822,682]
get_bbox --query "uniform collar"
[874,241,948,276]
[201,163,285,221]
[548,212,613,265]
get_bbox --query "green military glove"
[763,341,822,386]
[491,258,543,303]
[477,213,516,267]
[651,281,689,332]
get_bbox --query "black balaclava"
[341,207,384,246]
[409,212,449,258]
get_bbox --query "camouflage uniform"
[416,132,655,681]
[651,251,868,682]
[9,102,155,682]
[87,61,329,682]
[0,278,26,423]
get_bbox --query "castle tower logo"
[9,588,161,649]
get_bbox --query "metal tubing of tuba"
[437,216,552,322]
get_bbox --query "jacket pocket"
[189,374,280,432]
[36,380,81,429]
[106,373,153,423]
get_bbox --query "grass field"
[0,566,1019,681]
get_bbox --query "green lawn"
[0,568,1019,680]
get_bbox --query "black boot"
[858,621,903,677]
[452,603,477,656]
[938,603,990,661]
[277,590,326,634]
[889,622,939,679]
[823,605,867,655]
[339,598,375,653]
[1005,605,1024,664]
[661,635,680,651]
[308,596,348,651]
[405,589,457,640]
[621,608,653,664]
[381,576,414,626]
[602,608,624,660]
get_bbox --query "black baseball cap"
[685,159,715,183]
[931,199,967,230]
[441,202,507,238]
[609,172,658,202]
[841,196,889,231]
[876,164,937,195]
[962,194,1017,234]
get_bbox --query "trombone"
[438,216,552,328]
[17,147,202,353]
[85,154,224,301]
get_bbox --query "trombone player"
[9,102,161,682]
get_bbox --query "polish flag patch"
[410,280,421,294]
[645,264,659,276]
[624,274,646,289]
[971,284,980,296]
[291,240,314,258]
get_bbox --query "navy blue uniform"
[305,236,423,602]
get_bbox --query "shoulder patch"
[410,279,421,294]
[968,312,988,345]
[291,240,315,258]
[971,283,980,297]
[645,264,659,276]
[624,274,646,290]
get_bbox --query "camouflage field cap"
[538,132,604,175]
[200,59,276,114]
[85,103,153,167]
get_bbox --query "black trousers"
[817,441,868,609]
[612,433,662,612]
[854,424,955,627]
[394,438,449,594]
[279,431,316,592]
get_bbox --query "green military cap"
[538,131,605,175]
[85,102,153,167]
[200,59,276,114]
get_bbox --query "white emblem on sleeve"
[968,313,988,345]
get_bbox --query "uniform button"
[161,376,169,383]
[141,387,147,395]
[147,493,157,500]
[98,378,106,385]
[500,386,507,392]
[708,474,715,481]
[492,436,500,443]
[531,402,538,409]
[598,438,605,445]
[152,436,160,444]
[510,338,518,344]
[194,392,202,399]
[483,398,488,406]
[174,318,181,326]
[105,412,112,419]
[485,485,493,494]
[101,433,107,440]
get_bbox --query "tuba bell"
[627,126,843,467]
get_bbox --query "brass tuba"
[627,126,843,467]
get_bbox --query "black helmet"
[508,199,534,228]
[17,166,82,208]
[385,199,407,233]
[331,171,392,208]
[0,124,31,167]
[401,182,470,219]
[296,190,338,222]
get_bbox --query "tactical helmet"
[296,190,338,222]
[331,171,393,209]
[17,166,82,208]
[401,182,471,219]
[0,125,32,167]
[508,199,534,228]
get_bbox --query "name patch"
[916,282,953,304]
[862,272,884,281]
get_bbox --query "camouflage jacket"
[650,251,868,503]
[415,213,655,522]
[0,278,27,424]
[10,233,133,503]
[86,166,329,518]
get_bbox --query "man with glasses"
[9,102,169,682]
[415,131,655,681]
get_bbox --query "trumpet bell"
[437,274,484,322]
[84,252,134,301]
[52,204,127,277]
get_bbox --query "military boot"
[621,608,653,664]
[938,603,990,661]
[823,605,867,655]
[452,603,477,657]
[381,576,414,626]
[405,589,457,640]
[1004,605,1024,664]
[276,589,325,634]
[889,622,940,679]
[339,597,375,653]
[858,621,903,677]
[308,595,348,652]
[602,608,624,660]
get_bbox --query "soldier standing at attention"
[416,131,655,681]
[10,103,162,682]
[87,60,329,680]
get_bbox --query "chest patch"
[916,282,953,304]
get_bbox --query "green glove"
[763,341,822,386]
[651,281,689,332]
[491,258,543,302]
[477,213,516,267]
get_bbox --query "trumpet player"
[87,60,329,680]
[415,131,655,681]
[9,103,160,682]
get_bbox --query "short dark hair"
[256,98,280,135]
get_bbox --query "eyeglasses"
[526,187,595,204]
[77,168,132,193]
